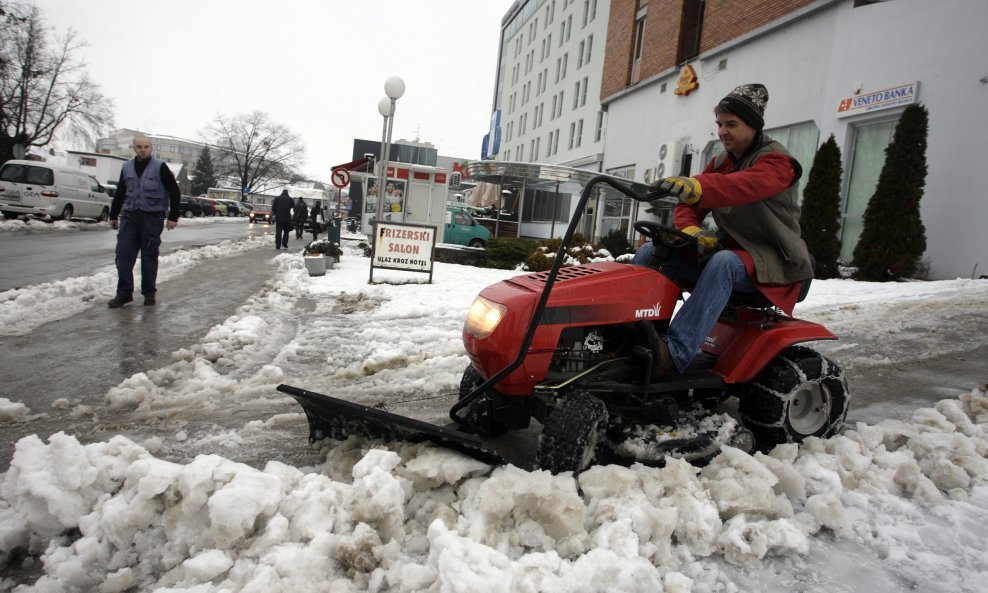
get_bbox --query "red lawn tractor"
[279,176,850,473]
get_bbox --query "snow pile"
[1,388,987,592]
[2,232,988,591]
[0,399,30,423]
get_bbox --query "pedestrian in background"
[107,134,180,308]
[272,189,293,249]
[309,201,323,240]
[293,197,308,240]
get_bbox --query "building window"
[631,4,647,84]
[575,119,583,148]
[841,119,897,261]
[569,122,576,149]
[602,165,637,238]
[766,121,821,200]
[573,80,581,109]
[594,110,605,142]
[578,41,585,68]
[523,189,570,222]
[677,0,705,64]
[581,76,588,106]
[562,53,568,80]
[585,35,593,64]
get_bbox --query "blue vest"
[122,157,169,213]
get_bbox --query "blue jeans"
[633,243,757,373]
[115,210,165,297]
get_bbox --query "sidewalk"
[0,246,280,469]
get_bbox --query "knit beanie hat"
[718,83,769,131]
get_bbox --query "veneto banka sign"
[837,82,918,118]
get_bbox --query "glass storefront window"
[840,119,896,262]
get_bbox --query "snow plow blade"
[277,384,506,466]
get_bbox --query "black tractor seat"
[726,275,813,308]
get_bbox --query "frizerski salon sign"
[836,82,918,118]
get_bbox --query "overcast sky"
[36,0,513,180]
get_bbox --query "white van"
[0,160,112,221]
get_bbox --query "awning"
[466,160,664,204]
[331,157,373,172]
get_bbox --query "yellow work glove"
[682,225,719,254]
[647,176,702,205]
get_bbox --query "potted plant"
[302,239,342,276]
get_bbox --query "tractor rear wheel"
[536,391,608,474]
[738,345,850,448]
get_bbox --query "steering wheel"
[633,221,696,250]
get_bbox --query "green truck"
[444,206,491,248]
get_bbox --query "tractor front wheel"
[458,364,508,437]
[536,391,608,474]
[738,346,850,448]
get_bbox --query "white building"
[490,0,611,239]
[600,0,988,280]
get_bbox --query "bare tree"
[204,111,306,196]
[0,2,114,164]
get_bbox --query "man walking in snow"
[272,190,294,249]
[107,134,181,308]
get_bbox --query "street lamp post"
[375,76,405,225]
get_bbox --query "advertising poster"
[365,179,406,218]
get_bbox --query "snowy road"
[2,233,988,592]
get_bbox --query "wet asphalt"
[0,246,280,469]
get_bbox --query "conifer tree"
[191,147,217,196]
[853,104,929,281]
[800,135,843,278]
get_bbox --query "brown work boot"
[656,337,674,376]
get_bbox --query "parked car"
[444,206,491,248]
[177,195,207,218]
[203,197,227,216]
[217,199,244,217]
[0,160,112,222]
[248,204,274,224]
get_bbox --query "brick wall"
[600,0,638,100]
[602,0,818,101]
[700,0,817,52]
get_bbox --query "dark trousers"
[115,210,165,297]
[295,221,306,239]
[275,222,291,248]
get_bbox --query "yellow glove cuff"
[682,225,704,236]
[680,177,702,205]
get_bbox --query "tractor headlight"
[464,296,506,338]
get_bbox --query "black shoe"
[108,295,133,308]
[143,294,156,306]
